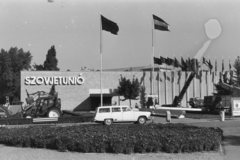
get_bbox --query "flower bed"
[0,123,223,154]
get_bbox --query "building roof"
[103,64,181,72]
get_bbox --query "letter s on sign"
[25,77,31,85]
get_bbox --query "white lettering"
[69,77,75,85]
[58,77,62,85]
[44,77,53,85]
[54,77,58,85]
[36,77,44,85]
[25,74,84,85]
[25,77,31,85]
[30,77,36,85]
[62,77,67,85]
[77,76,84,85]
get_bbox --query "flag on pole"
[229,59,232,70]
[177,70,182,84]
[181,57,188,71]
[222,59,224,72]
[215,59,217,76]
[100,15,119,107]
[192,59,198,73]
[166,57,174,66]
[153,14,170,31]
[203,57,208,66]
[203,57,213,73]
[160,56,167,64]
[208,59,213,74]
[187,57,192,71]
[229,70,234,84]
[199,70,203,83]
[101,15,119,35]
[174,57,182,68]
[153,57,162,65]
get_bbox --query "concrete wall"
[21,70,217,111]
[21,71,150,111]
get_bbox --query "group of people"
[110,94,158,109]
[3,96,10,108]
[146,96,158,109]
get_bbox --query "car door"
[122,107,134,121]
[111,107,122,122]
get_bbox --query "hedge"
[0,123,223,154]
[0,116,94,125]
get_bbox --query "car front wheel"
[138,116,146,125]
[104,119,113,125]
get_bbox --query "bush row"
[0,123,223,154]
[0,116,93,125]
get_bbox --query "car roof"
[98,105,129,108]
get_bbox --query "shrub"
[0,115,94,125]
[0,123,223,154]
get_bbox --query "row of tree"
[0,45,59,103]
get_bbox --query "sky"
[0,0,240,71]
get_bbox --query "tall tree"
[139,86,146,108]
[44,45,59,71]
[33,45,59,71]
[49,84,56,96]
[117,75,140,107]
[233,56,240,86]
[0,47,32,102]
[33,63,44,71]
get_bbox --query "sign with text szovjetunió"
[24,74,84,85]
[231,98,240,116]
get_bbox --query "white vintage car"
[94,105,151,125]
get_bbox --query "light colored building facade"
[21,70,216,111]
[21,71,151,111]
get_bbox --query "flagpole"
[158,53,161,107]
[214,56,216,89]
[199,56,202,99]
[215,56,217,76]
[179,54,182,99]
[166,55,168,69]
[173,54,176,102]
[229,57,231,84]
[152,13,154,95]
[208,55,210,73]
[100,13,103,107]
[173,54,175,70]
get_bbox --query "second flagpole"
[100,13,103,107]
[152,13,155,96]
